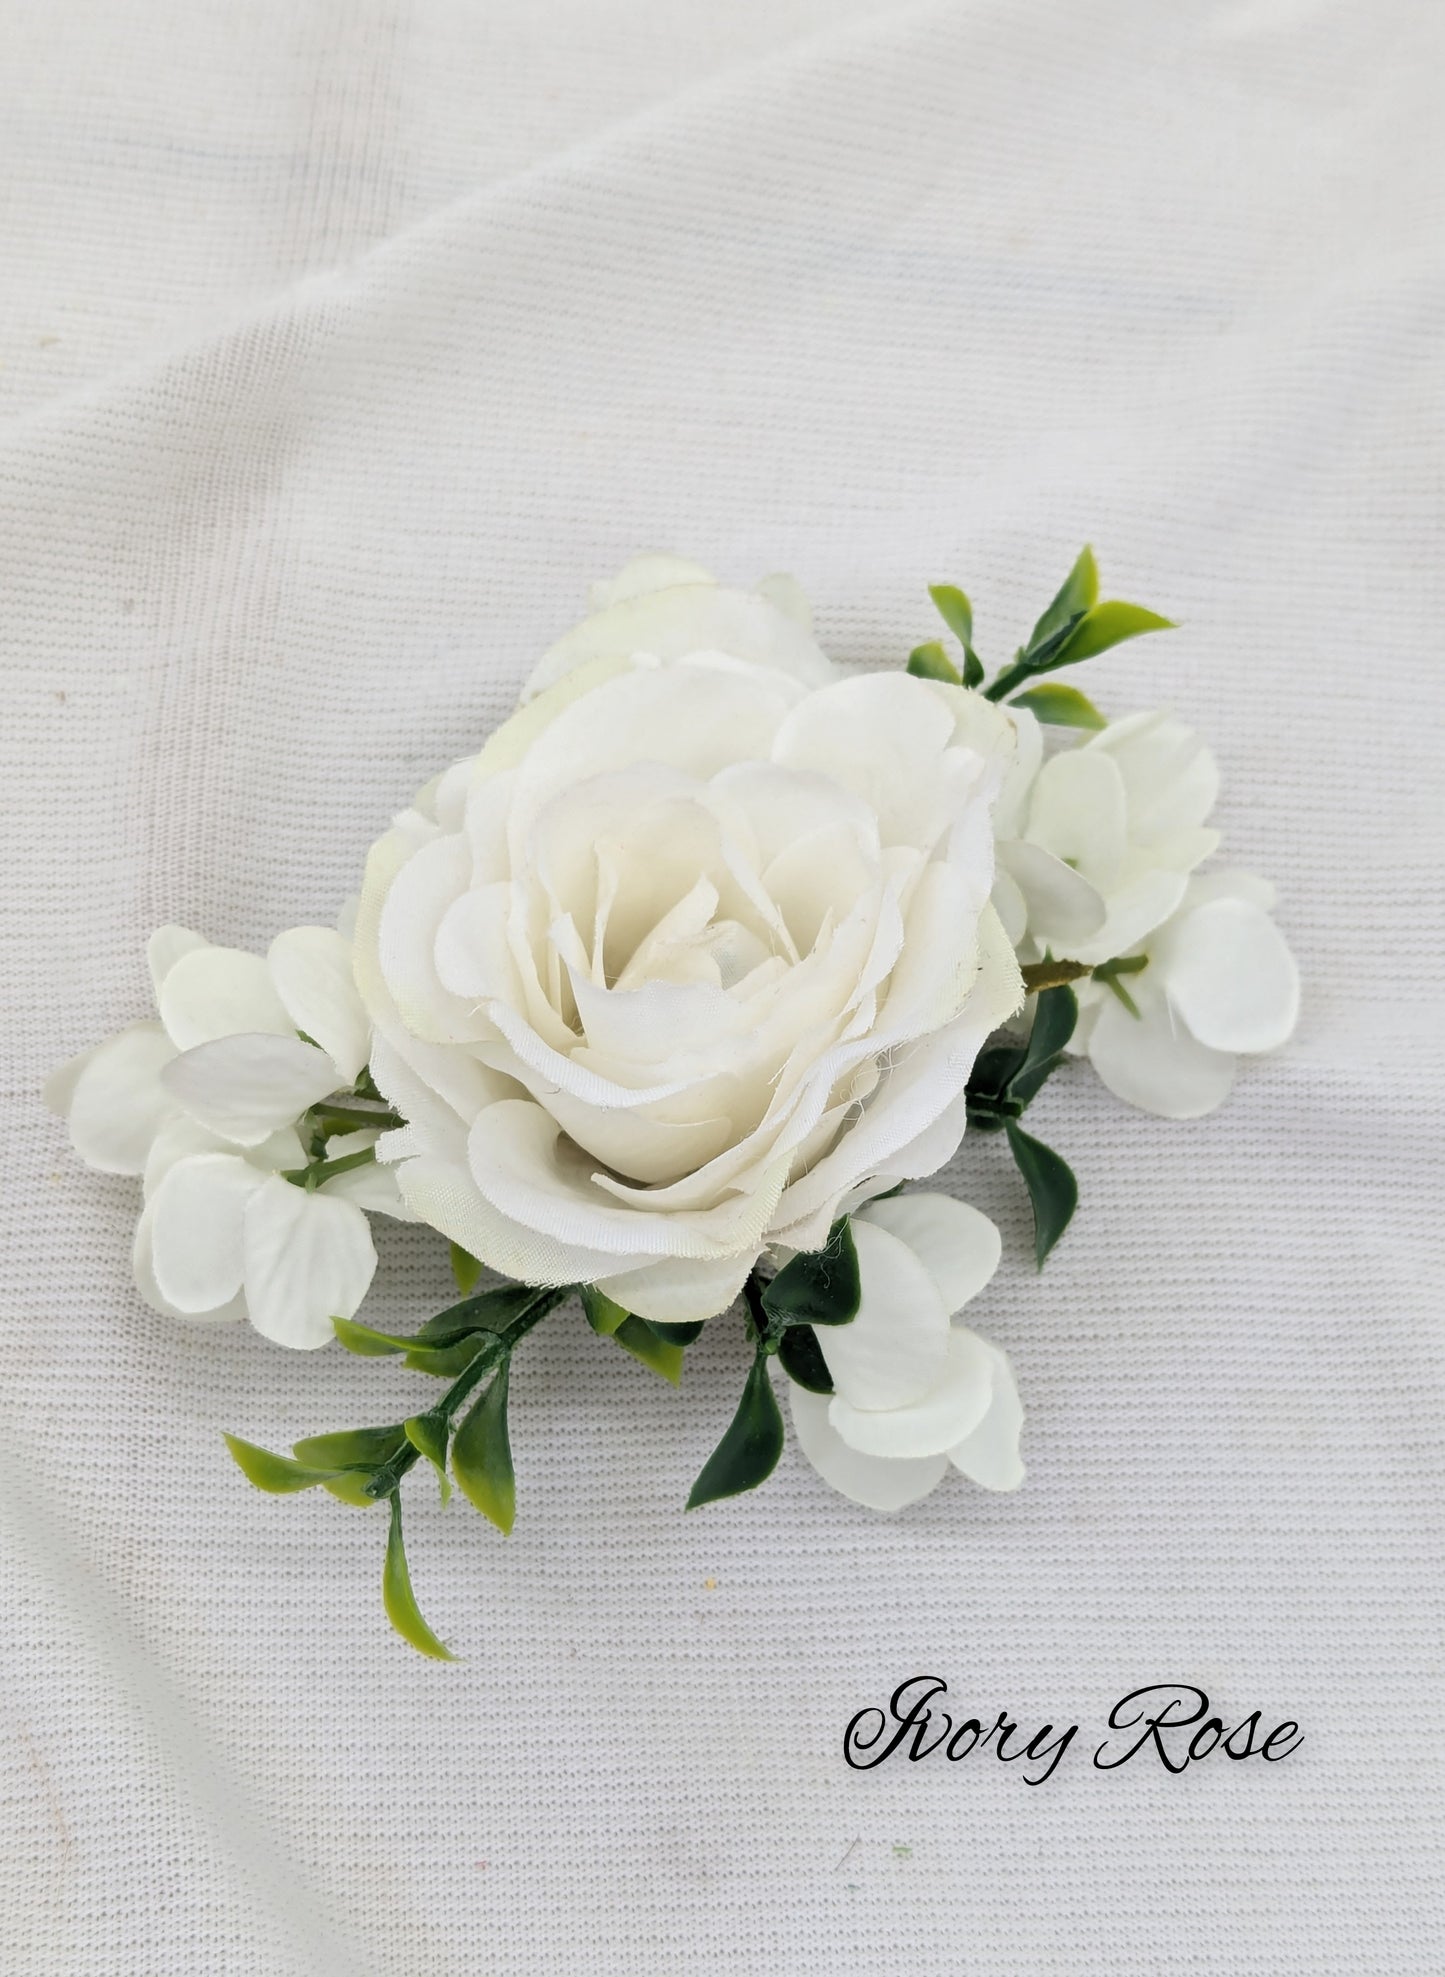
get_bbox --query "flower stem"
[281,1145,379,1190]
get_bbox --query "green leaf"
[906,641,961,686]
[404,1412,453,1505]
[321,1471,386,1508]
[685,1351,785,1509]
[777,1324,833,1395]
[611,1314,685,1386]
[381,1494,455,1661]
[928,582,974,649]
[1008,682,1106,730]
[291,1425,406,1470]
[1004,1119,1078,1268]
[1007,984,1079,1110]
[1028,545,1099,652]
[223,1434,349,1494]
[648,1319,706,1346]
[332,1316,408,1357]
[449,1242,483,1294]
[760,1217,860,1331]
[403,1333,499,1378]
[1053,600,1173,667]
[961,649,985,689]
[411,1284,544,1346]
[451,1360,516,1534]
[580,1285,628,1336]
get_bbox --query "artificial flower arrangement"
[48,548,1299,1658]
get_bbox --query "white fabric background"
[2,0,1442,1969]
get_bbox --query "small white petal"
[991,868,1028,948]
[854,1193,1001,1318]
[996,839,1106,945]
[816,1220,950,1413]
[62,1023,177,1175]
[143,1116,306,1197]
[267,926,370,1083]
[132,1200,246,1324]
[241,1176,376,1349]
[948,1337,1026,1491]
[790,1386,949,1512]
[158,945,293,1049]
[1088,977,1237,1119]
[149,1153,267,1313]
[162,1033,340,1144]
[146,925,209,1001]
[830,1325,995,1459]
[320,1157,413,1219]
[1026,748,1128,886]
[1155,897,1299,1055]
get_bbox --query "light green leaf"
[292,1425,406,1470]
[321,1471,385,1508]
[1028,545,1099,652]
[332,1316,408,1357]
[1054,600,1174,667]
[760,1217,860,1331]
[1004,1120,1078,1268]
[223,1433,348,1494]
[451,1360,516,1534]
[382,1494,455,1661]
[449,1242,483,1294]
[580,1285,628,1336]
[1008,682,1107,730]
[686,1351,785,1509]
[906,641,961,686]
[404,1411,452,1505]
[611,1314,684,1386]
[928,583,974,649]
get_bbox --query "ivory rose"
[354,558,1024,1322]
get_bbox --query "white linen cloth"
[2,1,1442,1969]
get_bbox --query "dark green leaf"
[451,1360,516,1534]
[928,582,974,649]
[404,1411,452,1504]
[382,1494,455,1661]
[1007,984,1079,1110]
[404,1333,500,1379]
[224,1434,350,1494]
[1008,681,1106,730]
[906,641,961,686]
[760,1217,860,1331]
[411,1283,544,1346]
[968,1042,1028,1104]
[449,1242,483,1294]
[685,1351,785,1509]
[777,1324,833,1395]
[292,1425,406,1470]
[961,649,985,689]
[1005,1119,1078,1268]
[648,1320,706,1346]
[580,1285,628,1336]
[1028,545,1099,652]
[611,1314,684,1386]
[1054,600,1173,667]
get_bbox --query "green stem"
[983,657,1034,701]
[309,1098,406,1133]
[363,1285,575,1500]
[281,1145,379,1191]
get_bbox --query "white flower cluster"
[47,924,406,1347]
[48,554,1299,1525]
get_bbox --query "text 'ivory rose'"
[355,559,1024,1321]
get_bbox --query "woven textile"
[2,1,1442,1969]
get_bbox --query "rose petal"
[1087,976,1237,1119]
[158,945,294,1049]
[241,1176,376,1350]
[162,1033,340,1145]
[1155,897,1299,1055]
[267,926,369,1083]
[61,1023,177,1174]
[789,1386,949,1512]
[816,1220,949,1413]
[854,1193,1001,1318]
[149,1153,267,1313]
[526,583,835,698]
[588,553,717,610]
[948,1337,1026,1491]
